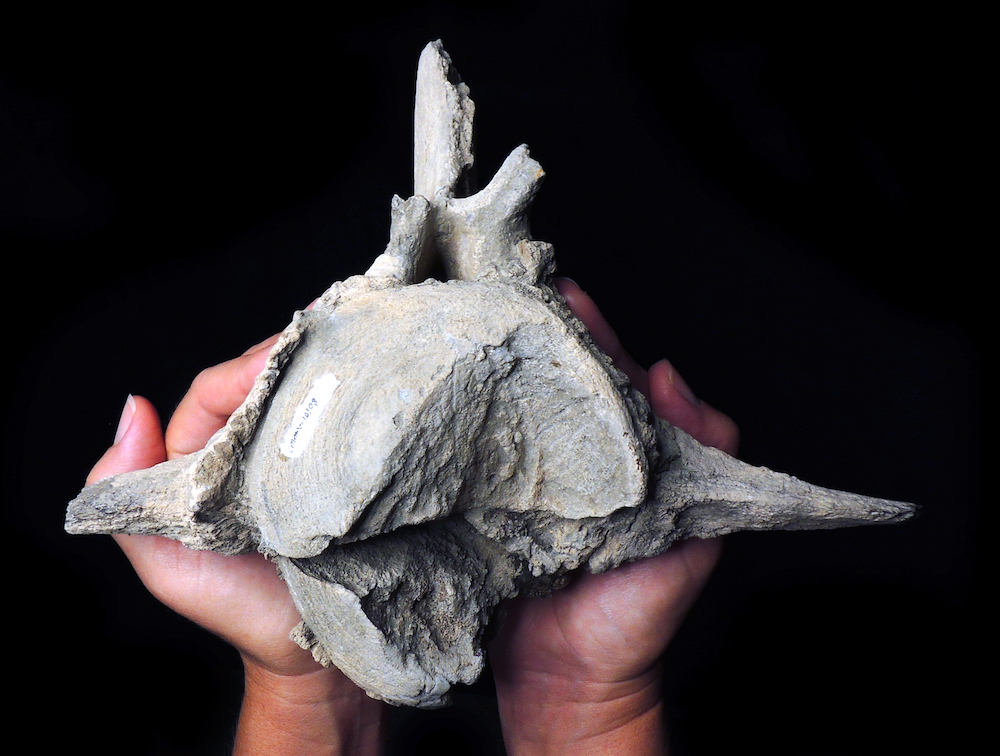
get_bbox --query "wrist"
[234,656,386,756]
[495,668,668,755]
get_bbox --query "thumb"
[86,395,167,484]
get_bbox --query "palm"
[491,539,722,690]
[113,534,317,675]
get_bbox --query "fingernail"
[114,394,136,445]
[664,360,702,407]
[556,276,582,289]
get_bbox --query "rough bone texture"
[65,40,917,709]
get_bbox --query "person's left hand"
[488,279,740,755]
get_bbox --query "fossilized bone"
[66,41,916,709]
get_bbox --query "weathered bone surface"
[66,41,917,708]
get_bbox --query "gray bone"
[66,40,916,709]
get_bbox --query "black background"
[2,2,985,754]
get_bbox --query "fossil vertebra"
[66,41,916,709]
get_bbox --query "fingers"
[555,277,739,456]
[242,333,281,357]
[648,359,740,456]
[165,341,276,459]
[556,278,649,396]
[165,310,310,459]
[86,395,167,484]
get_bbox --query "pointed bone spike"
[414,40,475,202]
[652,421,918,538]
[64,455,256,555]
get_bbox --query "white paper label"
[279,373,341,458]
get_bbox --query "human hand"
[86,335,385,756]
[488,279,740,756]
[84,280,737,755]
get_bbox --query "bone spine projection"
[66,41,917,709]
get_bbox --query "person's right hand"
[86,335,386,756]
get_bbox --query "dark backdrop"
[2,2,985,754]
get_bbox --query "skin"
[85,279,739,755]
